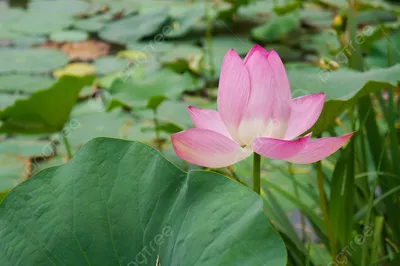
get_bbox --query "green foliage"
[0,76,94,134]
[50,30,89,43]
[0,48,68,74]
[109,69,196,108]
[0,138,287,266]
[0,0,400,264]
[99,8,169,44]
[288,65,400,135]
[0,74,54,94]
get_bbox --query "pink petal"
[252,134,311,160]
[188,106,231,138]
[238,46,291,144]
[217,49,251,143]
[244,47,291,120]
[285,93,325,140]
[286,133,354,164]
[171,128,251,168]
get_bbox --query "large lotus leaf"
[287,64,400,135]
[28,0,91,17]
[0,74,55,94]
[11,13,73,35]
[109,69,196,108]
[0,48,68,74]
[0,76,94,134]
[0,138,287,266]
[99,8,169,44]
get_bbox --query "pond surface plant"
[0,0,400,265]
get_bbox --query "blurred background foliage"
[1,0,400,265]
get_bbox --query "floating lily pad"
[94,56,130,75]
[73,16,105,32]
[160,44,204,73]
[109,69,196,108]
[157,100,192,128]
[50,30,89,43]
[128,41,175,53]
[0,74,54,94]
[167,5,204,38]
[204,36,254,78]
[65,104,142,152]
[0,95,27,110]
[11,13,73,35]
[0,48,68,74]
[237,0,275,21]
[28,0,91,17]
[0,139,55,158]
[0,8,25,23]
[99,8,169,44]
[301,30,340,56]
[11,36,46,47]
[251,12,300,42]
[89,0,139,19]
[53,63,96,78]
[0,76,94,134]
[287,64,400,135]
[0,24,22,41]
[0,153,28,192]
[300,9,333,28]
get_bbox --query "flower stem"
[316,161,337,257]
[153,109,162,151]
[288,162,306,242]
[62,132,72,159]
[253,153,261,194]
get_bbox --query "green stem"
[288,162,306,242]
[316,161,337,257]
[62,132,72,159]
[361,134,390,266]
[153,109,161,151]
[253,153,261,195]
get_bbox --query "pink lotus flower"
[171,45,353,168]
